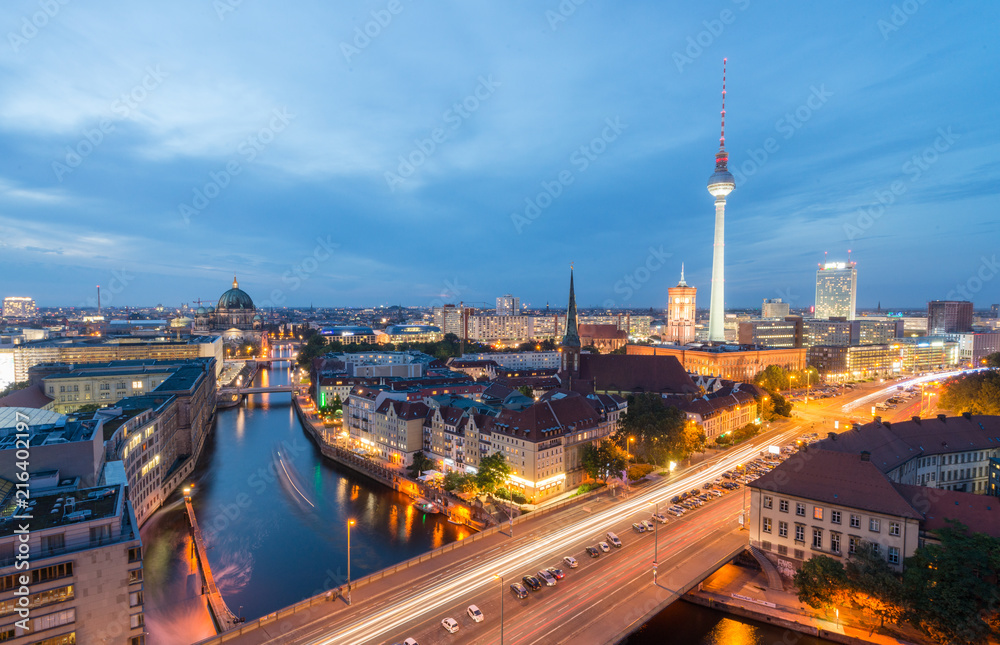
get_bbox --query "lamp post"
[347,519,355,604]
[648,501,659,584]
[493,574,504,644]
[628,436,635,462]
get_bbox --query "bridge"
[219,385,296,395]
[193,426,804,645]
[224,356,294,364]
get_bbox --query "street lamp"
[628,436,635,462]
[493,573,504,644]
[347,519,356,604]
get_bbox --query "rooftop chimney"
[827,432,837,441]
[861,450,871,462]
[962,411,972,420]
[912,416,921,425]
[873,415,882,425]
[937,414,947,422]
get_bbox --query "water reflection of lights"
[710,617,758,645]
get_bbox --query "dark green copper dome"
[217,276,254,310]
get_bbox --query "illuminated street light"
[347,519,356,604]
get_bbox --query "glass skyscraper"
[815,262,857,320]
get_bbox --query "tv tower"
[707,58,735,343]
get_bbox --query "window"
[763,495,773,509]
[131,612,145,628]
[761,541,771,551]
[850,514,861,529]
[41,533,66,556]
[762,518,772,533]
[779,499,789,513]
[794,548,804,560]
[777,544,788,555]
[128,547,142,563]
[889,521,900,537]
[131,636,146,645]
[796,503,806,517]
[129,590,144,607]
[778,521,788,538]
[869,518,880,533]
[888,546,900,565]
[831,510,841,524]
[813,507,824,521]
[872,543,881,557]
[129,568,143,584]
[794,524,805,543]
[32,608,75,632]
[812,528,823,549]
[849,536,859,554]
[831,532,841,553]
[90,524,112,545]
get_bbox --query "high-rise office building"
[2,297,36,318]
[666,265,696,345]
[707,59,734,343]
[815,262,857,320]
[496,295,520,316]
[762,298,790,319]
[927,300,973,334]
[990,304,999,319]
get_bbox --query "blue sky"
[1,0,997,311]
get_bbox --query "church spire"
[563,266,580,348]
[677,263,688,287]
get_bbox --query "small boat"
[413,498,441,514]
[447,517,463,525]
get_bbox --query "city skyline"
[1,2,998,310]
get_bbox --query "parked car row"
[510,560,574,598]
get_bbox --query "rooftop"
[0,484,122,536]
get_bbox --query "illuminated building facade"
[815,262,857,320]
[1,296,36,318]
[628,343,807,380]
[927,300,973,334]
[738,318,803,348]
[666,266,697,344]
[762,298,790,319]
[496,295,520,316]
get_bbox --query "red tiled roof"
[579,324,628,340]
[0,384,54,409]
[484,395,603,442]
[750,448,923,520]
[893,483,1000,538]
[575,354,698,394]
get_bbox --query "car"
[670,495,681,504]
[563,556,578,568]
[467,605,484,622]
[403,639,418,645]
[703,482,713,490]
[641,520,655,531]
[547,567,565,579]
[586,546,600,558]
[710,489,723,497]
[697,494,709,502]
[632,522,646,533]
[537,570,557,586]
[652,512,668,523]
[668,508,683,517]
[522,575,542,591]
[510,582,528,599]
[442,617,460,634]
[598,541,611,552]
[689,489,701,497]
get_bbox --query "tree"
[73,403,103,415]
[794,555,849,610]
[581,343,600,354]
[0,381,31,398]
[754,365,790,393]
[582,439,628,481]
[938,371,1000,415]
[981,352,1000,367]
[517,385,533,398]
[617,393,688,464]
[902,521,1000,645]
[845,542,905,633]
[407,451,434,479]
[476,453,512,495]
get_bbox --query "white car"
[651,513,668,523]
[441,617,460,634]
[467,605,483,622]
[563,556,578,568]
[641,520,655,531]
[403,639,418,645]
[537,569,557,586]
[598,541,611,553]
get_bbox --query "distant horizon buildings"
[762,298,790,319]
[496,294,520,316]
[815,261,857,320]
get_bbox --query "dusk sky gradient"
[1,1,998,310]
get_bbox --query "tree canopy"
[938,371,1000,415]
[616,393,692,464]
[476,453,512,495]
[581,439,628,481]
